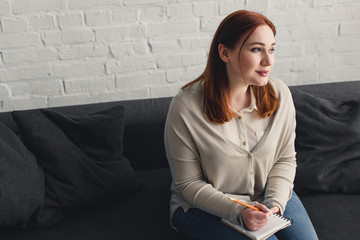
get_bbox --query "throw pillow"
[12,105,140,209]
[0,121,44,227]
[292,90,360,193]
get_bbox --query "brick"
[304,39,333,55]
[95,24,144,41]
[157,52,207,69]
[32,80,63,96]
[334,36,360,52]
[334,6,360,21]
[140,6,165,22]
[48,94,101,108]
[58,13,84,28]
[246,0,268,13]
[2,97,47,111]
[320,65,358,82]
[149,38,179,53]
[304,7,357,24]
[109,41,149,57]
[166,66,203,83]
[340,22,360,35]
[313,0,336,7]
[69,0,122,9]
[0,85,10,99]
[28,15,56,30]
[157,54,181,69]
[338,0,359,3]
[2,48,58,64]
[42,31,62,45]
[267,0,291,11]
[181,52,207,67]
[116,71,165,89]
[275,26,292,41]
[272,73,296,86]
[319,54,336,70]
[290,57,318,72]
[99,89,149,102]
[0,0,10,16]
[220,0,246,15]
[271,59,292,74]
[148,20,198,36]
[85,10,111,26]
[112,8,137,23]
[124,0,162,5]
[168,3,194,20]
[276,43,303,58]
[51,61,104,78]
[200,16,223,32]
[8,79,63,97]
[150,84,182,98]
[59,44,109,60]
[44,30,94,45]
[178,36,212,50]
[336,53,360,66]
[268,13,298,26]
[106,56,156,73]
[64,76,115,94]
[0,65,51,82]
[13,0,66,14]
[291,24,338,41]
[62,29,94,43]
[1,17,28,32]
[194,2,217,17]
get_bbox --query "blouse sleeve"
[262,86,297,214]
[165,94,248,225]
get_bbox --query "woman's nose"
[261,53,273,66]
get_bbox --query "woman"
[164,10,318,240]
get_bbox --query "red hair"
[182,10,280,124]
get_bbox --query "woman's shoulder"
[268,77,292,99]
[170,83,203,115]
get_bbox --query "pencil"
[228,197,260,211]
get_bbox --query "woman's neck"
[229,84,251,112]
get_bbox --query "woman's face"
[222,25,276,87]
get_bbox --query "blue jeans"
[172,192,318,240]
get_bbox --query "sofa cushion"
[0,122,44,227]
[12,105,140,210]
[298,192,360,240]
[0,168,182,240]
[292,90,360,193]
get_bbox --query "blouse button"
[237,116,242,120]
[242,141,246,146]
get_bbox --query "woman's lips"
[256,71,269,77]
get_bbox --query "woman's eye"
[251,48,261,52]
[269,48,276,53]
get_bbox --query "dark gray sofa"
[0,81,359,240]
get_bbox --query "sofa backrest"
[0,97,172,171]
[1,80,359,173]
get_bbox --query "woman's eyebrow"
[249,42,276,46]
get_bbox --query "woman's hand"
[241,202,271,231]
[270,206,280,215]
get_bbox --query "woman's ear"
[218,43,230,63]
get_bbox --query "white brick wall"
[0,0,360,111]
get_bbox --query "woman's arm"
[262,89,297,214]
[165,97,248,225]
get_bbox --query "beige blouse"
[212,87,271,152]
[164,77,296,226]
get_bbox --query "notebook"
[221,214,292,240]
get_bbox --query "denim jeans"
[172,192,318,240]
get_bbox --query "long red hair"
[182,10,280,124]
